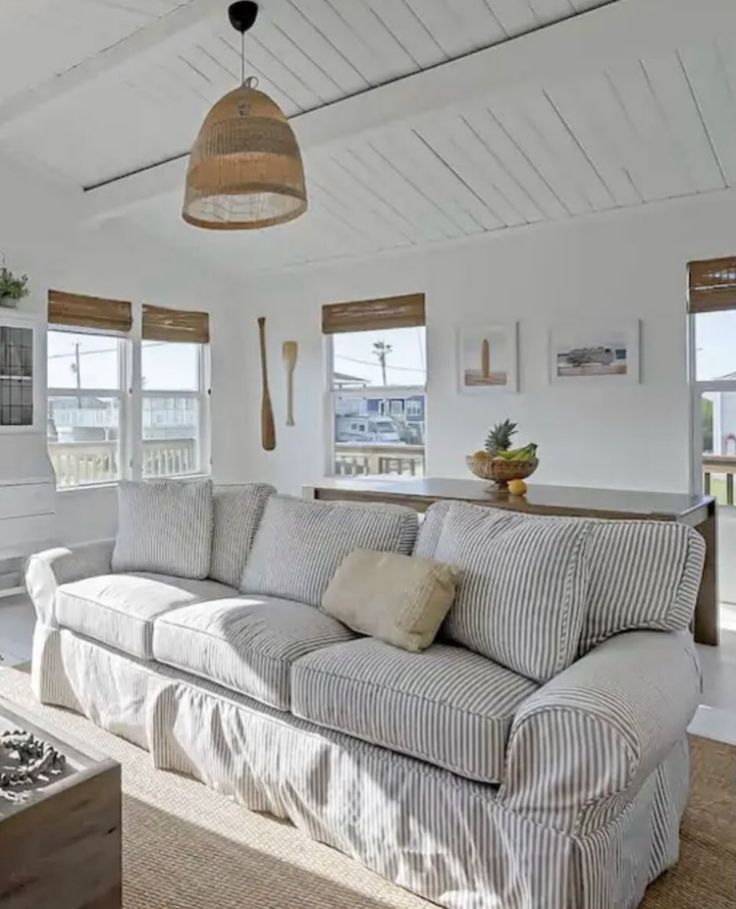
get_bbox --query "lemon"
[472,450,489,460]
[508,479,528,496]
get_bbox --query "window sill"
[55,473,212,493]
[56,483,119,494]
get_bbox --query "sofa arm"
[25,541,115,627]
[498,630,700,834]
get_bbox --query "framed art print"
[457,323,519,393]
[549,320,640,385]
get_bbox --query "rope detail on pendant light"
[182,1,308,231]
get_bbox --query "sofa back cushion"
[418,501,706,659]
[241,495,419,607]
[112,479,214,580]
[579,520,705,654]
[433,502,591,683]
[413,500,452,559]
[209,483,276,587]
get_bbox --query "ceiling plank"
[84,0,736,221]
[0,0,226,134]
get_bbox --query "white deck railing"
[334,444,425,478]
[49,439,197,487]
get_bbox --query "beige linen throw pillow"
[322,549,457,652]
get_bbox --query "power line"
[48,341,169,360]
[335,354,424,374]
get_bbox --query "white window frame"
[137,341,211,481]
[688,312,736,494]
[323,334,427,477]
[47,328,127,488]
[48,308,211,489]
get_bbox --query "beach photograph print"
[550,320,640,385]
[458,323,518,393]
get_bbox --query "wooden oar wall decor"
[257,317,276,451]
[282,341,298,427]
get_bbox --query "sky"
[695,311,736,381]
[47,332,199,391]
[46,314,735,392]
[333,327,426,387]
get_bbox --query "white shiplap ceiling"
[0,0,186,107]
[2,0,736,274]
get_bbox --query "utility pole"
[373,341,393,386]
[73,342,82,408]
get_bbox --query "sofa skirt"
[31,622,688,909]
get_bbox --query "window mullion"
[129,306,143,481]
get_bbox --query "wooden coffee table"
[0,697,121,909]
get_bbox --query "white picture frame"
[457,322,519,394]
[548,320,641,386]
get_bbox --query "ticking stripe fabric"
[30,623,694,909]
[412,500,452,559]
[241,495,419,607]
[417,502,705,657]
[579,521,706,653]
[209,483,276,588]
[55,573,236,660]
[500,629,700,834]
[25,540,115,627]
[434,503,591,683]
[153,596,355,711]
[112,479,214,580]
[292,637,538,783]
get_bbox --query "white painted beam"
[84,0,736,222]
[0,0,225,135]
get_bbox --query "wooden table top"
[309,477,715,522]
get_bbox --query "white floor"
[2,593,736,745]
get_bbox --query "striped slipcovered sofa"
[26,485,705,909]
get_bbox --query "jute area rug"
[1,665,734,909]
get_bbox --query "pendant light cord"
[241,30,246,86]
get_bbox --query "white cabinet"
[0,308,55,589]
[0,309,44,433]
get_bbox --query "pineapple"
[485,419,518,455]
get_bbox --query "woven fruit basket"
[465,454,539,488]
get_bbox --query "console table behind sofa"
[304,478,718,647]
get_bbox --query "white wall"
[216,190,736,497]
[0,153,242,545]
[48,221,243,543]
[7,145,736,545]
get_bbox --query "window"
[688,257,736,614]
[47,330,123,487]
[692,309,736,506]
[47,293,210,489]
[141,341,207,478]
[688,256,736,502]
[323,294,426,479]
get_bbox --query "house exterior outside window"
[323,294,426,479]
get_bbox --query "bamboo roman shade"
[48,290,133,334]
[322,293,425,335]
[688,257,736,313]
[142,305,210,344]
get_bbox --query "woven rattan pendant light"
[182,1,307,230]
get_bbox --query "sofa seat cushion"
[152,597,357,711]
[292,638,538,783]
[55,574,236,661]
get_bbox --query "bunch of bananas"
[493,443,538,462]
